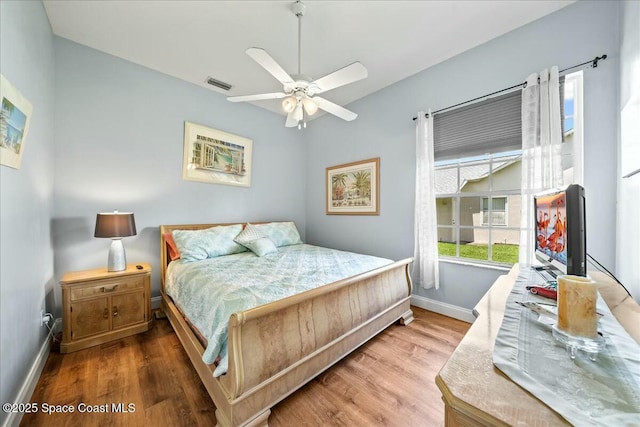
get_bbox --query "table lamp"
[94,210,137,272]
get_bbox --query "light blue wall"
[617,0,640,301]
[0,0,55,421]
[53,38,307,303]
[305,0,622,309]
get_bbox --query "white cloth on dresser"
[493,267,640,426]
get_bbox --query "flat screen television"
[534,184,586,277]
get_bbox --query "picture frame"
[182,121,253,187]
[1,74,33,169]
[326,157,379,215]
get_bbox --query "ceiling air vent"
[206,77,232,91]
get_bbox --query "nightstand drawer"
[70,276,145,300]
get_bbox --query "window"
[191,142,202,165]
[482,196,507,226]
[435,152,522,265]
[561,71,584,185]
[203,144,215,168]
[433,71,583,266]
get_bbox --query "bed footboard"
[220,258,413,426]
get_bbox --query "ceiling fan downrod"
[292,1,305,76]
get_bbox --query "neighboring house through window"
[435,152,522,264]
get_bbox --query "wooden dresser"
[436,266,640,426]
[60,263,152,353]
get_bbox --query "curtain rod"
[412,54,607,121]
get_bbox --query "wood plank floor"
[21,306,469,427]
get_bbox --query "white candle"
[557,275,598,338]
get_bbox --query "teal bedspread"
[165,243,392,377]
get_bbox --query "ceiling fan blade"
[285,103,303,128]
[312,62,368,95]
[313,96,358,121]
[293,102,303,121]
[246,48,294,85]
[227,92,287,102]
[285,111,299,127]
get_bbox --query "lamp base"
[107,239,127,272]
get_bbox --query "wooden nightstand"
[60,263,152,353]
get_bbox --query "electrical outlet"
[41,310,52,326]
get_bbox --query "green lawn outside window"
[438,242,519,265]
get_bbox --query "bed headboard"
[159,221,280,292]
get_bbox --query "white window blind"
[433,90,522,161]
[433,76,566,161]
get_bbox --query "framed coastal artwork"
[182,121,253,187]
[1,74,33,169]
[326,157,379,215]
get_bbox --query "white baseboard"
[410,295,476,323]
[151,295,162,310]
[2,319,60,427]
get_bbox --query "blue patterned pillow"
[172,224,247,262]
[234,223,277,257]
[243,237,278,257]
[254,222,302,247]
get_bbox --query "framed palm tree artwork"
[326,157,379,215]
[182,121,253,187]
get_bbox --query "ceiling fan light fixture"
[282,96,297,113]
[302,98,318,115]
[227,1,366,128]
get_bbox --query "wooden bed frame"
[160,222,414,427]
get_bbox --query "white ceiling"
[43,0,573,120]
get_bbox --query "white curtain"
[414,110,440,289]
[519,67,564,266]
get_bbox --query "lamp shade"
[94,212,137,238]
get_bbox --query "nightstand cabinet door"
[70,297,110,339]
[60,264,152,353]
[112,291,145,329]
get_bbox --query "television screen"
[534,184,586,277]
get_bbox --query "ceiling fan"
[227,0,368,129]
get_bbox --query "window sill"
[438,257,513,272]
